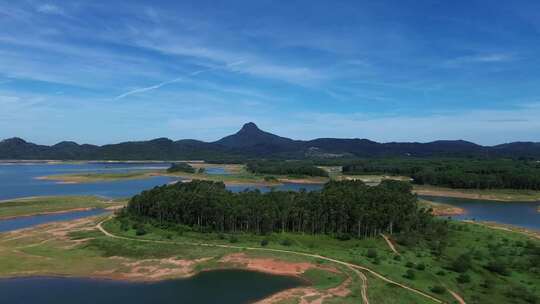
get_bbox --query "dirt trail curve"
[380,233,399,255]
[448,290,466,304]
[97,219,444,304]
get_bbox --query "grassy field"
[0,214,437,303]
[1,205,538,303]
[36,171,160,183]
[104,217,540,304]
[0,196,125,219]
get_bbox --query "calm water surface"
[0,209,108,233]
[421,195,540,230]
[0,162,176,200]
[0,270,305,304]
[205,167,231,175]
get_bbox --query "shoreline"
[463,220,540,240]
[414,186,540,202]
[35,171,327,188]
[0,205,121,221]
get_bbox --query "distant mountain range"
[1,122,540,160]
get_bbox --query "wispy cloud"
[443,53,515,68]
[36,4,65,15]
[113,60,245,100]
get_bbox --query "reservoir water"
[0,162,175,201]
[0,209,108,233]
[0,163,323,201]
[421,195,540,230]
[0,270,304,304]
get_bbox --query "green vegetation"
[166,162,196,174]
[246,160,329,177]
[0,196,123,219]
[124,180,440,238]
[37,171,156,183]
[106,216,540,304]
[343,158,540,190]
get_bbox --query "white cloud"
[36,4,64,15]
[443,53,515,68]
[114,61,245,100]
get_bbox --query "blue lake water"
[0,162,176,201]
[205,167,231,175]
[0,163,326,231]
[0,209,109,233]
[0,270,305,304]
[420,195,540,230]
[0,163,323,201]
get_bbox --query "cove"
[0,270,305,304]
[0,209,108,233]
[0,162,176,201]
[421,195,540,230]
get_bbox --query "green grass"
[0,196,124,219]
[2,206,538,303]
[105,218,540,304]
[302,268,347,290]
[38,171,158,182]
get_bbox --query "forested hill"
[2,122,540,160]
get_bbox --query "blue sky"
[1,0,540,145]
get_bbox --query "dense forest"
[166,162,196,174]
[123,180,443,240]
[246,161,329,177]
[342,158,540,190]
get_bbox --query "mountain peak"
[239,122,260,133]
[214,122,295,149]
[1,137,28,145]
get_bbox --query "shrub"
[280,238,293,246]
[505,286,538,304]
[135,225,147,236]
[367,249,378,259]
[485,260,510,276]
[456,273,471,284]
[451,253,472,273]
[480,279,494,289]
[403,269,415,280]
[260,239,269,247]
[120,220,130,231]
[416,263,426,271]
[405,261,415,268]
[393,255,401,261]
[336,233,351,241]
[430,285,446,294]
[229,236,238,243]
[436,270,446,276]
[167,163,195,173]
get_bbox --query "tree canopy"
[124,179,437,238]
[246,160,329,177]
[342,158,540,190]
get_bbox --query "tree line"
[342,158,540,190]
[246,160,329,177]
[123,179,440,239]
[166,163,196,174]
